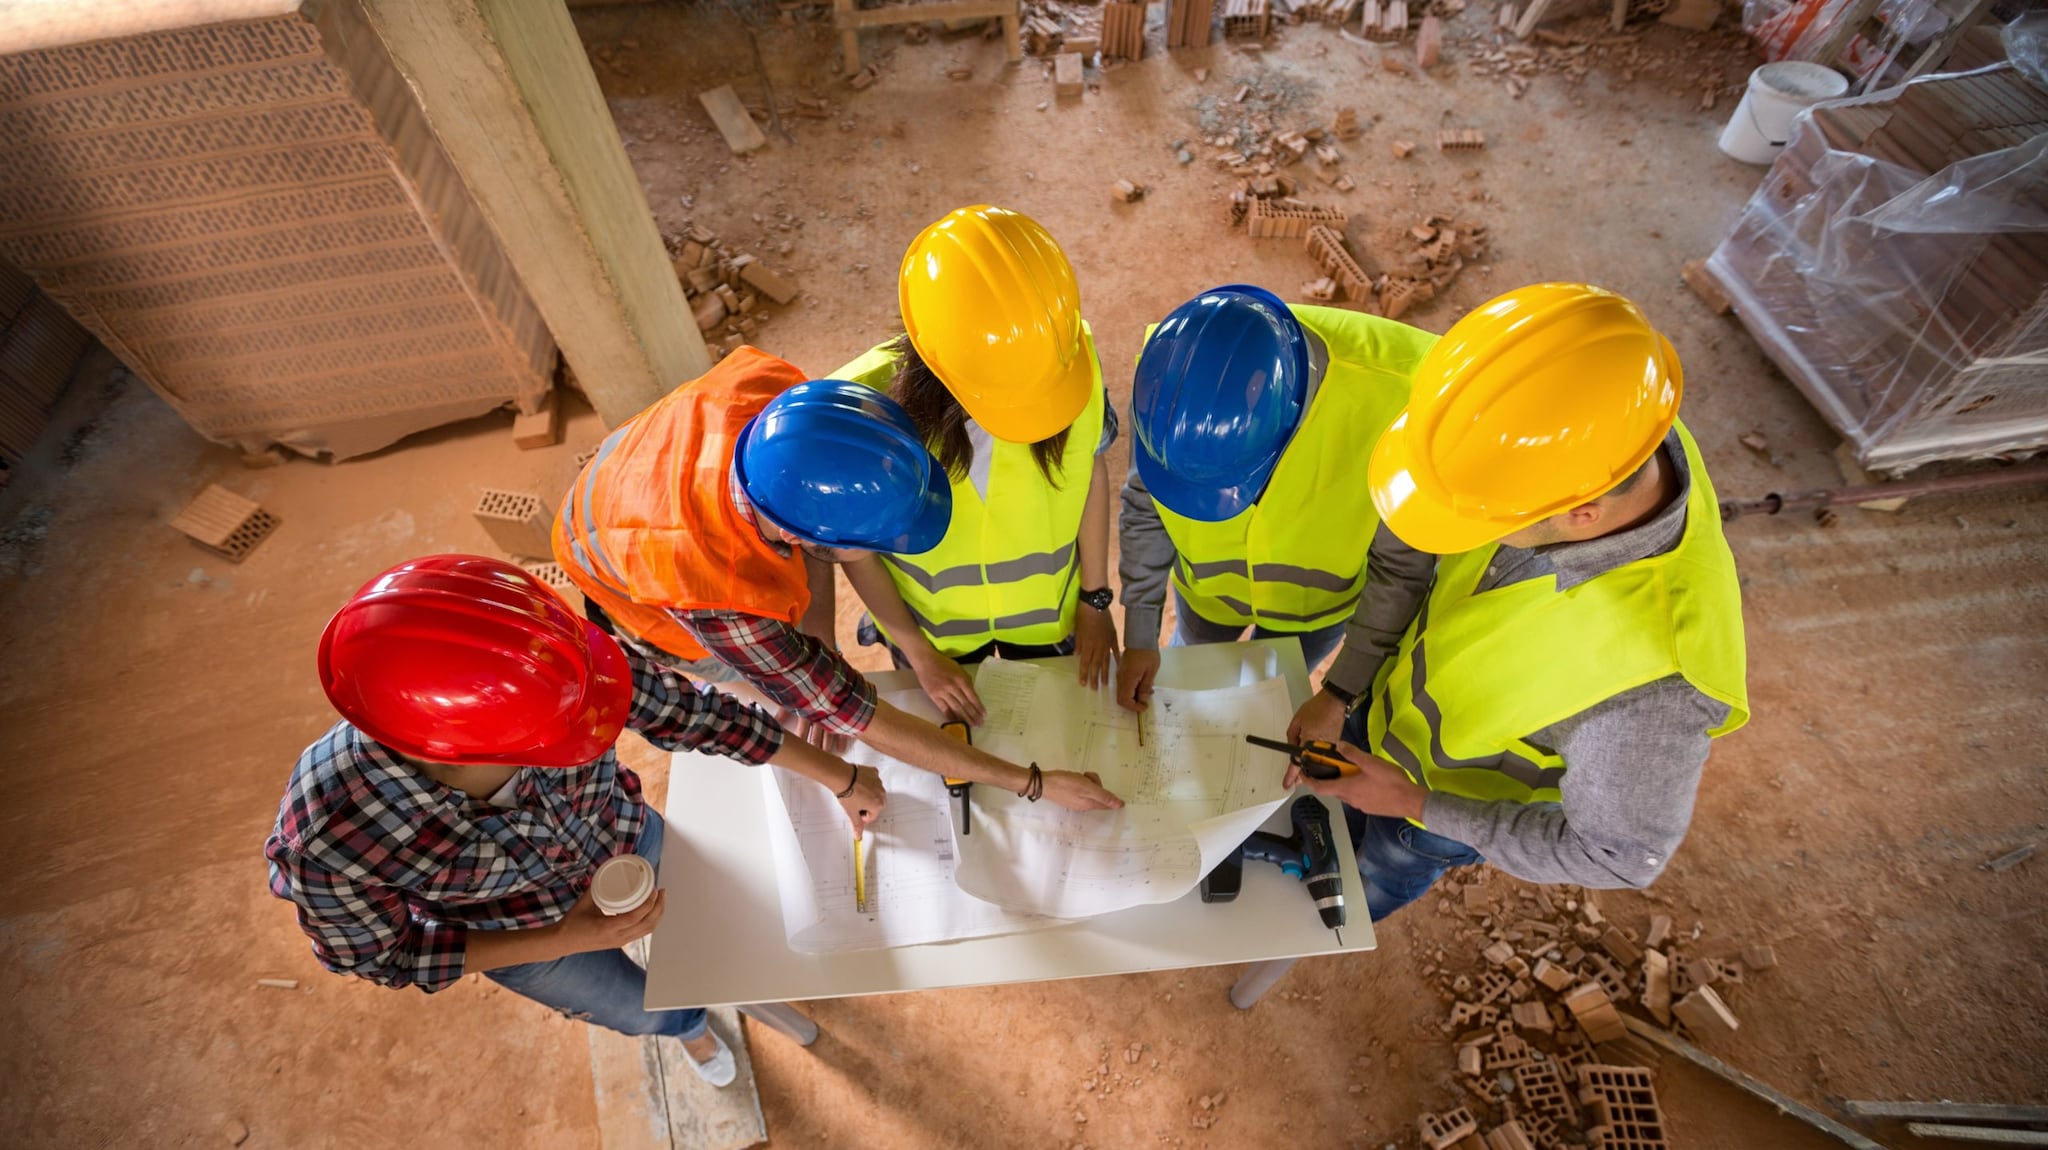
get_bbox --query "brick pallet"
[0,3,557,459]
[0,257,90,470]
[1707,62,2048,471]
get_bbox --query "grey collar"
[1528,428,1691,591]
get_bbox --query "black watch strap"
[1321,681,1359,707]
[1078,586,1114,612]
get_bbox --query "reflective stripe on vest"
[1155,305,1430,632]
[835,331,1105,657]
[550,347,812,662]
[1365,420,1752,811]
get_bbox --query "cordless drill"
[1200,795,1347,939]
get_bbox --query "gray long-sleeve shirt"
[1405,430,1731,890]
[1118,330,1443,650]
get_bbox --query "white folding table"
[644,638,1374,1042]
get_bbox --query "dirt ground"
[2,2,2045,1147]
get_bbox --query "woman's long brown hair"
[885,334,1071,487]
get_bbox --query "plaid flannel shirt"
[675,464,878,736]
[264,646,782,993]
[675,610,878,737]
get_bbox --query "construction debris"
[1416,14,1443,67]
[697,84,769,155]
[1245,198,1348,239]
[1223,0,1271,38]
[1305,226,1371,302]
[666,221,800,358]
[1111,179,1148,203]
[1055,51,1085,97]
[1297,0,1364,25]
[511,389,561,450]
[1438,127,1487,151]
[1102,1,1146,58]
[474,489,555,559]
[1404,874,1783,1149]
[1361,0,1411,40]
[170,485,280,563]
[1166,0,1215,48]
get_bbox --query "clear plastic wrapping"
[1707,63,2048,472]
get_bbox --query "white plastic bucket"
[1718,61,1849,164]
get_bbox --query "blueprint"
[952,659,1296,918]
[760,690,1056,954]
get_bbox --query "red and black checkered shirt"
[263,647,782,992]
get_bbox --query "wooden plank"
[1846,1104,2048,1125]
[835,0,1013,27]
[1621,1016,1889,1150]
[511,387,560,449]
[696,86,768,156]
[653,1008,768,1149]
[1905,1126,2048,1147]
[588,1026,674,1150]
[1511,0,1553,39]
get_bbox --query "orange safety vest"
[551,347,812,662]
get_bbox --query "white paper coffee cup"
[591,854,655,916]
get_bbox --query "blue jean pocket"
[1397,823,1479,867]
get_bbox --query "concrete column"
[355,0,706,427]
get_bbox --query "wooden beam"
[1621,1017,1890,1150]
[358,0,706,426]
[835,0,1015,29]
[698,85,769,155]
[1845,1104,2048,1125]
[1905,1126,2048,1147]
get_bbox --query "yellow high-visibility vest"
[834,328,1106,656]
[1153,305,1430,633]
[1366,420,1751,807]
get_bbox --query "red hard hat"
[317,555,632,768]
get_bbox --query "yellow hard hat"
[899,205,1092,444]
[1368,283,1682,555]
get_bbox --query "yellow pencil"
[853,834,868,913]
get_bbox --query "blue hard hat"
[734,380,952,554]
[1132,285,1310,523]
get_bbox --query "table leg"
[834,0,861,75]
[1001,7,1022,61]
[738,1001,821,1046]
[1228,957,1298,1009]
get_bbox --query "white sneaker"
[685,1028,737,1088]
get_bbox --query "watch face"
[1081,588,1114,611]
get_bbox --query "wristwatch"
[1321,681,1359,707]
[1078,586,1115,612]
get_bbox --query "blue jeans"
[1344,809,1485,922]
[485,809,708,1040]
[1169,589,1349,671]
